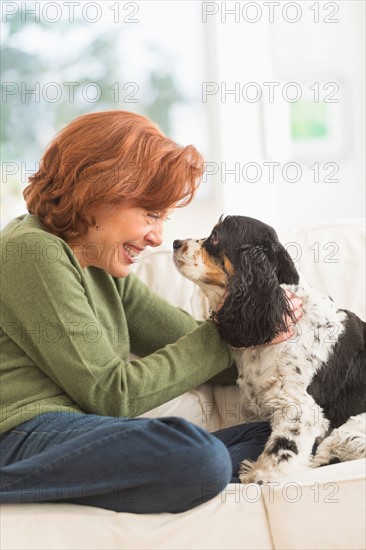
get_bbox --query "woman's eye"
[147,213,161,221]
[147,212,170,222]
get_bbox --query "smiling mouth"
[122,243,143,263]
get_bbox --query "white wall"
[2,1,364,247]
[198,0,365,236]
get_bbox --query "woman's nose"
[145,224,164,247]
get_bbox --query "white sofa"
[1,218,365,550]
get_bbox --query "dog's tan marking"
[223,255,234,276]
[200,248,227,287]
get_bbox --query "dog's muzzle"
[173,239,184,250]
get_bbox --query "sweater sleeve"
[119,274,239,386]
[117,271,202,356]
[1,232,233,418]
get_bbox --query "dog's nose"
[173,239,183,250]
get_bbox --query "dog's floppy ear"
[272,242,299,285]
[212,245,295,347]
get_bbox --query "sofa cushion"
[263,458,366,550]
[133,247,209,320]
[1,460,364,550]
[279,218,365,320]
[138,383,221,430]
[0,490,273,550]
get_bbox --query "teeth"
[123,244,140,258]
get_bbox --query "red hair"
[24,110,204,241]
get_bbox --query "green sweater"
[0,214,234,434]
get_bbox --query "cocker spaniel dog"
[173,215,366,483]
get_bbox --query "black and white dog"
[173,215,366,483]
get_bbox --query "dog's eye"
[209,231,218,245]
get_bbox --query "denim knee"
[187,433,232,491]
[160,421,232,513]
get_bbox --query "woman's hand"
[269,290,303,345]
[215,289,303,347]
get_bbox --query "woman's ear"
[212,246,294,348]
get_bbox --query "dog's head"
[173,215,299,347]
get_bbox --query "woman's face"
[71,205,172,278]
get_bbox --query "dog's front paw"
[238,459,271,484]
[239,457,289,484]
[238,459,256,484]
[311,455,328,468]
[311,451,340,468]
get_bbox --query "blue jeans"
[0,412,271,514]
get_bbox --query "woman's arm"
[120,272,239,384]
[1,230,233,422]
[118,271,201,356]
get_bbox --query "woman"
[0,111,302,514]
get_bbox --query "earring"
[96,225,100,231]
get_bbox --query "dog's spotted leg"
[239,393,329,483]
[312,413,366,467]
